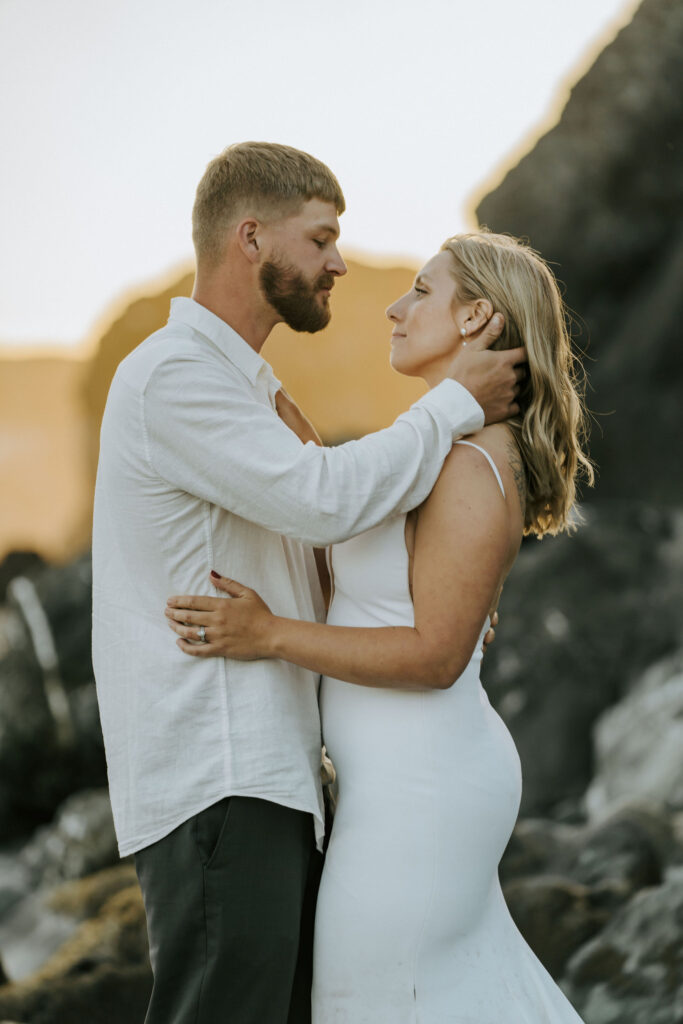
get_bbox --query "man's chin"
[285,310,331,334]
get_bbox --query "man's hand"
[448,314,527,424]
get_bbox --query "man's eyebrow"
[313,223,340,239]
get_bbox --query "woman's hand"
[275,388,323,446]
[165,572,276,659]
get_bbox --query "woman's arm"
[274,388,331,606]
[166,444,515,690]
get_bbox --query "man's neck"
[191,279,278,354]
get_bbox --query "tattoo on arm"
[506,437,527,515]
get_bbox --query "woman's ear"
[465,298,494,333]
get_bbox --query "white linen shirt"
[92,297,484,856]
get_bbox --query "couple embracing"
[92,141,591,1023]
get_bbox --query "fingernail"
[492,315,503,328]
[210,570,222,579]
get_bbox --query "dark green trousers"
[134,796,321,1024]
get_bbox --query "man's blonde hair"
[192,141,346,266]
[441,230,594,537]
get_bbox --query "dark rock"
[504,875,606,978]
[503,802,674,903]
[0,553,106,838]
[0,638,107,839]
[483,503,683,815]
[571,804,670,898]
[500,817,581,885]
[562,873,683,1023]
[9,553,93,689]
[477,0,683,505]
[0,643,64,838]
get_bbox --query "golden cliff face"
[1,257,424,562]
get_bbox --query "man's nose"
[326,246,347,277]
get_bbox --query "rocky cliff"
[477,0,683,504]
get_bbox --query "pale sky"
[0,0,636,348]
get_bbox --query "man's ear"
[235,218,262,263]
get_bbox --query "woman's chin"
[390,352,421,379]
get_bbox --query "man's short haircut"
[192,141,346,266]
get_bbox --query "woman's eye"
[414,286,427,296]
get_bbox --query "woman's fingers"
[209,573,251,597]
[176,637,217,657]
[467,313,505,351]
[165,606,208,625]
[167,595,220,612]
[166,617,210,642]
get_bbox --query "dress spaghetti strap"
[454,440,506,499]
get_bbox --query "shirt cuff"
[412,379,484,438]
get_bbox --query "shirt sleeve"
[142,352,484,547]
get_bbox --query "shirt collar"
[168,296,277,389]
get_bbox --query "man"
[92,141,524,1024]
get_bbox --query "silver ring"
[198,625,206,643]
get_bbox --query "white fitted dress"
[312,442,584,1023]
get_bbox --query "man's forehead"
[297,198,340,235]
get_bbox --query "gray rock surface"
[586,651,683,819]
[20,790,118,890]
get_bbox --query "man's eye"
[313,239,326,249]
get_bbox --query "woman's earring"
[460,327,467,337]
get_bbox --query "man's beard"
[260,256,334,333]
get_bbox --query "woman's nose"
[386,298,401,321]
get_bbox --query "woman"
[166,230,593,1021]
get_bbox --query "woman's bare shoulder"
[457,423,526,516]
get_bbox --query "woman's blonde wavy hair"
[441,230,594,537]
